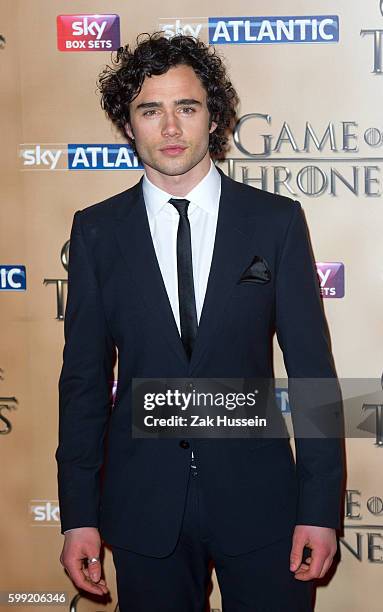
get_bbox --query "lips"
[159,145,187,155]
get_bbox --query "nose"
[161,111,182,138]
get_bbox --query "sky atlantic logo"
[208,15,339,45]
[19,144,142,171]
[68,144,143,170]
[29,500,60,525]
[160,19,205,40]
[0,266,26,291]
[57,14,120,51]
[160,15,339,45]
[275,387,290,413]
[316,262,345,298]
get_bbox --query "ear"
[209,120,218,134]
[125,122,134,140]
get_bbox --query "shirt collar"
[143,159,221,219]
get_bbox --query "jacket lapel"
[113,179,189,367]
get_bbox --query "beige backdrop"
[1,1,382,611]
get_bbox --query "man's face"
[126,64,217,177]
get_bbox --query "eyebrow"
[135,98,202,111]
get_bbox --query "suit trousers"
[111,465,314,612]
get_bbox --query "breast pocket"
[230,279,274,302]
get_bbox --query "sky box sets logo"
[316,263,345,298]
[57,14,120,51]
[160,15,339,44]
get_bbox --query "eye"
[179,107,195,114]
[142,109,159,117]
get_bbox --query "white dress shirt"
[142,159,221,333]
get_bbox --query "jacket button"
[179,440,190,449]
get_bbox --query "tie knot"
[168,198,190,217]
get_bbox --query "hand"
[60,527,109,595]
[290,525,337,581]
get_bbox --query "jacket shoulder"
[76,179,142,225]
[221,170,300,220]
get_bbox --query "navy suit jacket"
[56,167,344,557]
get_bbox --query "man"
[57,33,344,611]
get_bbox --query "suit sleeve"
[275,201,344,529]
[56,210,115,534]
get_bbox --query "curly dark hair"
[97,32,238,159]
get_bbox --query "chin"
[166,155,208,176]
[162,165,193,177]
[152,159,195,177]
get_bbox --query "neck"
[144,153,212,196]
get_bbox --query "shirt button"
[179,440,190,449]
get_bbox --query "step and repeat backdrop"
[1,1,383,611]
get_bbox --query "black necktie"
[168,198,198,360]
